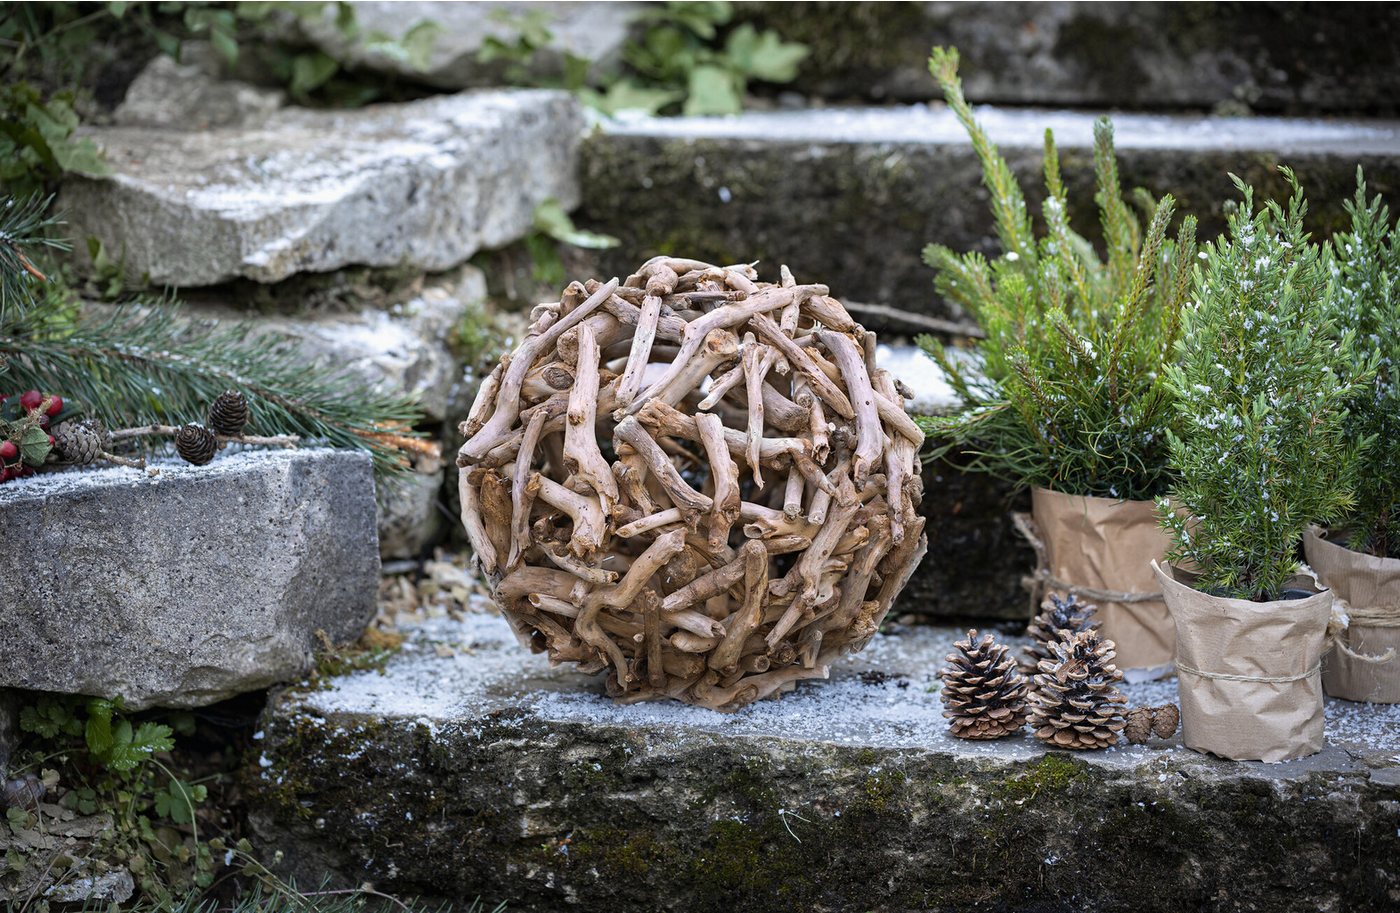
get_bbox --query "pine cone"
[939,629,1030,740]
[175,422,218,465]
[1152,703,1180,739]
[1029,629,1128,750]
[208,390,249,436]
[53,420,105,465]
[1124,707,1154,745]
[1023,593,1099,672]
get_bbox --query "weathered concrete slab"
[250,607,1400,912]
[61,90,584,286]
[0,450,379,709]
[735,2,1400,115]
[577,106,1400,322]
[299,1,644,89]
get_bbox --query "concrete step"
[0,449,378,709]
[249,606,1400,913]
[576,105,1400,324]
[60,89,584,287]
[735,1,1400,115]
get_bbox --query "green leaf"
[209,27,239,66]
[683,65,742,116]
[85,699,116,760]
[578,81,681,117]
[19,425,50,465]
[532,199,619,249]
[290,52,340,98]
[723,24,808,83]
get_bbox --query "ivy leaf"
[724,25,808,83]
[533,199,619,250]
[579,81,681,117]
[683,65,742,116]
[209,26,240,66]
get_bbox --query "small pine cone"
[1152,703,1180,739]
[53,420,104,465]
[208,390,249,436]
[1028,629,1128,750]
[1124,707,1154,745]
[1023,593,1099,672]
[939,629,1030,740]
[175,422,218,465]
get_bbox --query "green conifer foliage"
[1328,169,1400,558]
[1160,172,1373,600]
[917,47,1197,501]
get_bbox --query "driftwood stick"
[749,313,855,419]
[614,417,712,513]
[641,588,665,689]
[535,474,607,557]
[709,541,768,675]
[695,411,740,551]
[819,330,882,483]
[508,409,548,569]
[564,322,620,509]
[613,293,664,411]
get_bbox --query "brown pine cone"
[175,422,218,465]
[1028,629,1128,750]
[1124,707,1154,745]
[939,629,1030,740]
[1152,703,1180,739]
[53,420,104,465]
[208,390,249,436]
[1023,593,1099,672]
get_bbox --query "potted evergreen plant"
[919,47,1198,678]
[1152,172,1371,762]
[1304,170,1400,703]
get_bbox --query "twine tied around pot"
[1011,512,1163,613]
[1324,597,1399,665]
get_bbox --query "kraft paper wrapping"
[1304,528,1400,703]
[1152,561,1330,762]
[1031,488,1175,673]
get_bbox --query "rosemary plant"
[1327,169,1400,558]
[917,46,1197,502]
[1159,172,1372,600]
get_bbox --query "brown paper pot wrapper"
[1032,487,1175,674]
[1152,561,1330,762]
[1304,528,1400,703]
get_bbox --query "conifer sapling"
[1159,171,1373,600]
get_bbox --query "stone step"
[0,449,378,709]
[60,89,584,287]
[249,607,1400,913]
[577,105,1400,323]
[735,1,1400,115]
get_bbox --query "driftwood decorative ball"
[456,257,927,711]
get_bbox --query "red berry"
[16,465,33,478]
[45,395,63,417]
[18,390,42,412]
[47,434,56,447]
[37,414,49,430]
[0,441,16,462]
[0,468,11,483]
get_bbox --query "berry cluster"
[0,389,70,483]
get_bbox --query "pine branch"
[0,193,69,324]
[2,301,424,476]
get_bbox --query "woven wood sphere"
[456,257,927,711]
